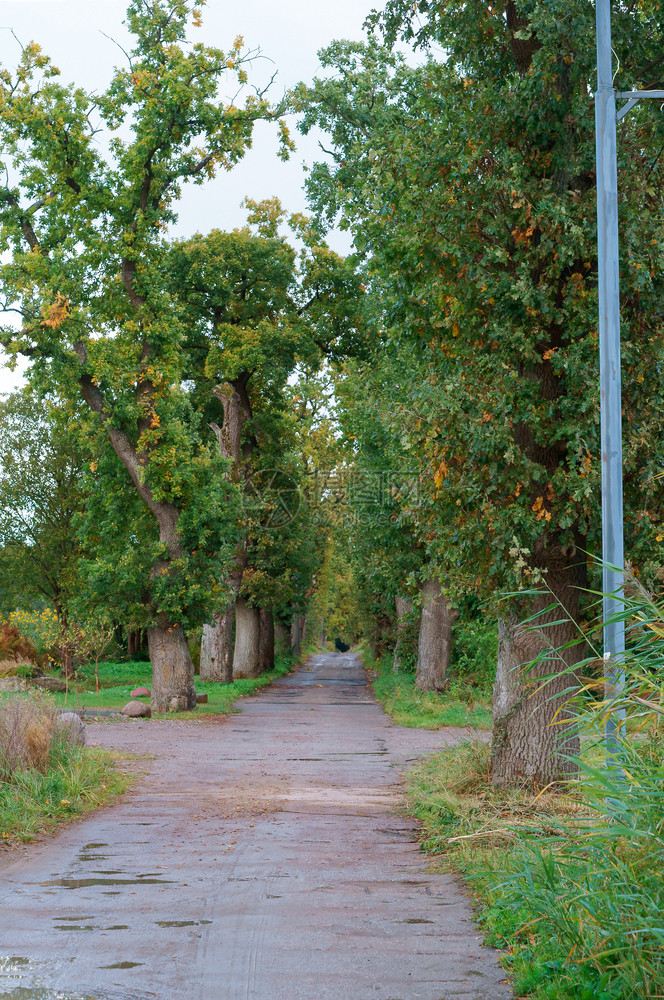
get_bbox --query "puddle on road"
[154,920,212,928]
[52,927,96,933]
[37,876,173,889]
[50,917,93,923]
[98,963,143,970]
[398,918,434,924]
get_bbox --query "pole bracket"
[616,90,664,122]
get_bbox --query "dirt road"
[0,653,511,1000]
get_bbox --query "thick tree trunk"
[259,607,275,672]
[491,543,585,787]
[416,578,455,692]
[393,596,413,673]
[233,599,261,679]
[291,616,301,658]
[200,603,235,684]
[148,622,197,713]
[300,615,307,646]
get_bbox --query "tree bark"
[491,544,585,787]
[233,599,261,679]
[416,578,455,692]
[148,621,197,712]
[200,603,235,684]
[291,615,301,658]
[393,596,413,673]
[259,607,275,672]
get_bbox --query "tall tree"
[169,202,363,680]
[299,3,664,782]
[0,0,292,710]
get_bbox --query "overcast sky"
[0,0,381,393]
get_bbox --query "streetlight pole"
[595,0,664,751]
[595,0,625,751]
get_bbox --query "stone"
[54,712,86,745]
[33,676,67,693]
[0,677,28,692]
[121,700,151,718]
[130,686,151,698]
[196,693,208,704]
[168,696,193,712]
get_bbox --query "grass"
[0,743,132,843]
[0,691,133,843]
[46,655,295,718]
[367,652,493,729]
[404,739,615,1000]
[405,731,664,999]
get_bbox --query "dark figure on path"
[335,638,350,653]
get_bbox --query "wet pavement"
[0,653,512,1000]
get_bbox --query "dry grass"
[0,692,62,779]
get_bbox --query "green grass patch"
[368,653,492,729]
[1,742,132,843]
[48,656,295,718]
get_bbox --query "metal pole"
[595,0,625,751]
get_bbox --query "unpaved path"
[0,653,511,1000]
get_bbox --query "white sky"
[0,0,380,393]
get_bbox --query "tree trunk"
[233,599,261,679]
[393,596,413,673]
[148,621,197,713]
[291,615,301,658]
[300,615,307,646]
[259,607,275,672]
[416,578,454,692]
[491,544,585,787]
[200,603,235,684]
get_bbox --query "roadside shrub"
[0,622,43,670]
[394,607,419,672]
[7,608,59,660]
[0,693,63,779]
[450,609,497,689]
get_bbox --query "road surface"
[0,652,511,1000]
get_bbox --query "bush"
[7,608,59,660]
[0,692,71,780]
[450,608,497,688]
[0,622,44,670]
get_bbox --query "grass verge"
[367,652,492,729]
[405,740,602,1000]
[1,740,132,844]
[46,655,295,718]
[405,736,664,1000]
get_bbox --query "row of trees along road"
[0,1,363,711]
[298,0,664,784]
[3,0,664,788]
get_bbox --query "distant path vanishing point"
[0,652,512,1000]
